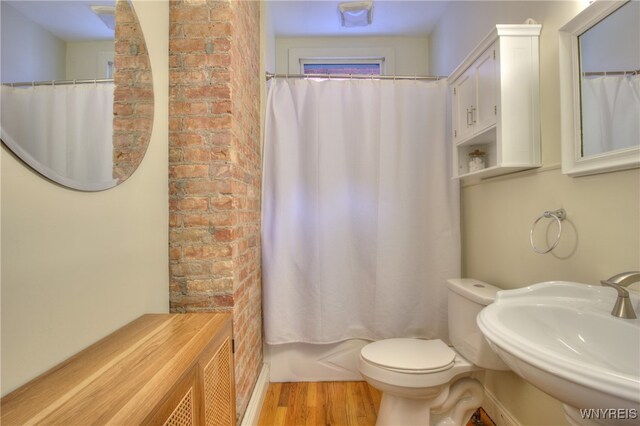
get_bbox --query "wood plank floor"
[257,381,495,426]
[257,381,381,426]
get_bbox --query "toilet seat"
[360,338,455,374]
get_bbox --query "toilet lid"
[361,338,455,373]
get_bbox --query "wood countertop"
[1,313,232,425]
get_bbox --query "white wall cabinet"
[449,24,541,179]
[452,43,497,142]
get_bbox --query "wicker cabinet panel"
[163,387,195,426]
[203,338,234,426]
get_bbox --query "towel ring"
[529,209,566,254]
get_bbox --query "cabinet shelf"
[456,165,501,179]
[455,126,497,147]
[456,164,540,180]
[450,24,541,180]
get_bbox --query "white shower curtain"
[1,83,115,187]
[581,74,640,156]
[262,78,460,345]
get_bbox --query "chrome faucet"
[600,271,640,319]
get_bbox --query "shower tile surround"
[168,0,261,422]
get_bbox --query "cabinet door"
[473,44,497,133]
[146,368,199,426]
[453,67,476,142]
[201,336,235,426]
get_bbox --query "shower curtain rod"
[3,78,114,87]
[582,69,639,77]
[265,72,446,81]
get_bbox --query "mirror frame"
[559,0,640,177]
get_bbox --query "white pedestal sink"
[477,281,640,425]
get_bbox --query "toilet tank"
[446,278,509,370]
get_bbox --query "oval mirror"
[0,0,153,191]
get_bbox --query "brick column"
[168,1,261,422]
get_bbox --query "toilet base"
[376,384,451,426]
[376,393,439,425]
[374,377,484,426]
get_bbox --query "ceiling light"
[339,1,373,27]
[91,5,115,31]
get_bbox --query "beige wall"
[262,1,276,74]
[0,2,66,82]
[275,36,429,75]
[0,0,169,396]
[66,41,115,80]
[431,1,640,425]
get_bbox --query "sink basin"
[477,281,640,424]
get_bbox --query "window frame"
[288,47,395,76]
[301,59,383,76]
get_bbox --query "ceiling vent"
[338,1,373,27]
[91,5,115,31]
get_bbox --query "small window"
[303,63,381,75]
[300,57,384,76]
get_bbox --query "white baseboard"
[482,387,522,426]
[240,363,270,426]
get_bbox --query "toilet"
[358,278,509,426]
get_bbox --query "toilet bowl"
[358,279,509,426]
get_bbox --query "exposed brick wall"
[228,1,262,419]
[113,0,153,183]
[168,1,261,422]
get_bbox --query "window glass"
[302,63,381,75]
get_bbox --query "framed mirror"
[0,0,153,191]
[559,0,639,176]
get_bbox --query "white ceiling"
[268,0,450,37]
[6,0,450,42]
[5,0,115,41]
